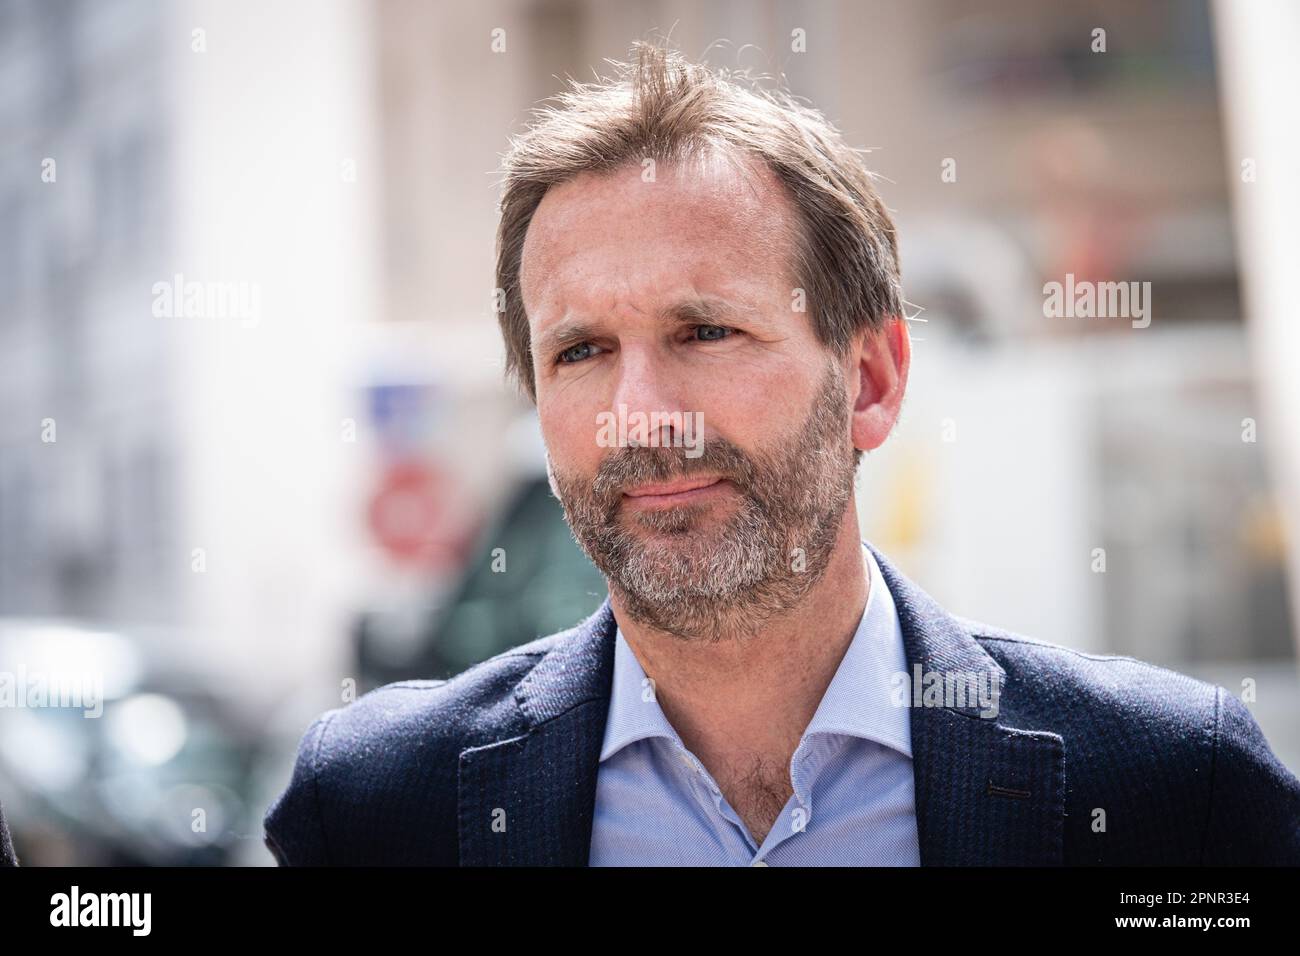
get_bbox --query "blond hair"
[495,40,902,402]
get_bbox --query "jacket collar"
[457,542,1065,865]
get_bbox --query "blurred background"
[0,0,1297,864]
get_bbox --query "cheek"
[695,368,798,446]
[539,401,602,474]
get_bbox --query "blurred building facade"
[0,0,377,715]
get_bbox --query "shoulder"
[262,630,569,866]
[956,615,1300,863]
[320,631,565,752]
[956,614,1221,726]
[958,613,1224,755]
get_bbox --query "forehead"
[519,150,800,320]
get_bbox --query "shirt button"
[751,859,769,867]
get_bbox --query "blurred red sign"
[366,460,474,568]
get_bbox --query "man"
[264,42,1300,865]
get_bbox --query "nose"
[611,344,690,449]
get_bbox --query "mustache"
[590,441,753,506]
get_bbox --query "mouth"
[621,476,731,509]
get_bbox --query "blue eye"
[693,325,731,341]
[558,342,598,364]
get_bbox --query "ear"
[849,316,910,453]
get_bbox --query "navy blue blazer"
[263,543,1300,865]
[0,799,15,867]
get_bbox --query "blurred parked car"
[356,472,608,688]
[0,619,265,865]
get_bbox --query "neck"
[608,507,870,767]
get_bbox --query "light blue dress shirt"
[589,541,921,866]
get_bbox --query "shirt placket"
[753,734,842,862]
[668,740,767,863]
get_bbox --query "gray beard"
[549,361,858,643]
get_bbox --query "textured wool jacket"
[0,800,15,866]
[264,542,1300,865]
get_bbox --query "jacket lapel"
[868,543,1066,865]
[457,600,616,865]
[458,543,1066,866]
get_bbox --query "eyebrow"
[535,298,743,363]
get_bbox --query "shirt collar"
[598,540,912,762]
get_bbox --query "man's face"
[520,151,860,641]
